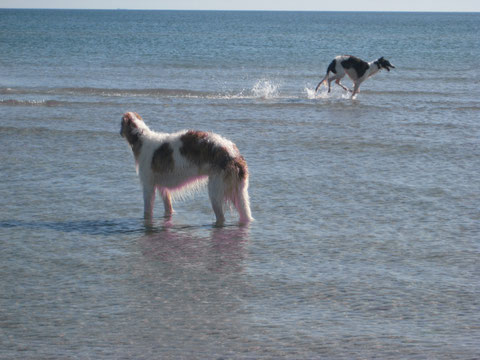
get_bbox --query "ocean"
[1,9,479,359]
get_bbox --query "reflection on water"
[139,219,250,274]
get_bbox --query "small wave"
[63,83,286,100]
[7,84,458,103]
[1,82,289,101]
[0,99,67,107]
[58,87,214,98]
[0,86,213,99]
[58,86,247,100]
[0,125,115,138]
[0,88,18,95]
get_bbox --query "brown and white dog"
[120,112,252,226]
[315,55,395,97]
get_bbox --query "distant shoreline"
[0,8,479,14]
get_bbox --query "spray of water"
[251,79,280,99]
[304,85,352,100]
[304,86,319,99]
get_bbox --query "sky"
[0,0,479,12]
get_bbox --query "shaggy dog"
[120,112,252,226]
[315,55,395,97]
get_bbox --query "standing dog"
[315,55,395,97]
[120,112,252,226]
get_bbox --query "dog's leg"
[335,79,350,92]
[351,82,361,97]
[208,175,225,226]
[234,180,253,225]
[143,184,155,221]
[160,188,173,217]
[328,75,343,93]
[327,77,334,93]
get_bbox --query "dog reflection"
[138,223,250,273]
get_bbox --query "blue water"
[1,9,479,359]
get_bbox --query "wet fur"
[120,112,253,226]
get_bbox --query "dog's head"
[120,112,144,140]
[120,112,148,159]
[377,57,395,72]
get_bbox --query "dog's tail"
[315,59,336,92]
[224,156,253,224]
[315,74,329,93]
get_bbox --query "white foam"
[304,86,318,99]
[304,86,331,99]
[304,85,353,100]
[251,79,280,99]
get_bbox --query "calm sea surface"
[1,9,479,359]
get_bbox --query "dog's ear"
[123,112,140,125]
[121,112,134,129]
[121,112,141,139]
[122,111,144,129]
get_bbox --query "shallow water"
[1,9,479,359]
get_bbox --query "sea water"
[1,10,479,359]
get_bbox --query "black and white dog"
[315,55,395,97]
[120,112,253,226]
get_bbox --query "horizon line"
[1,8,479,13]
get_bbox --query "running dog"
[315,55,395,97]
[120,112,252,226]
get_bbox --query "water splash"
[304,86,353,100]
[304,86,319,99]
[251,79,280,99]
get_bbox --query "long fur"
[315,55,395,97]
[120,112,253,226]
